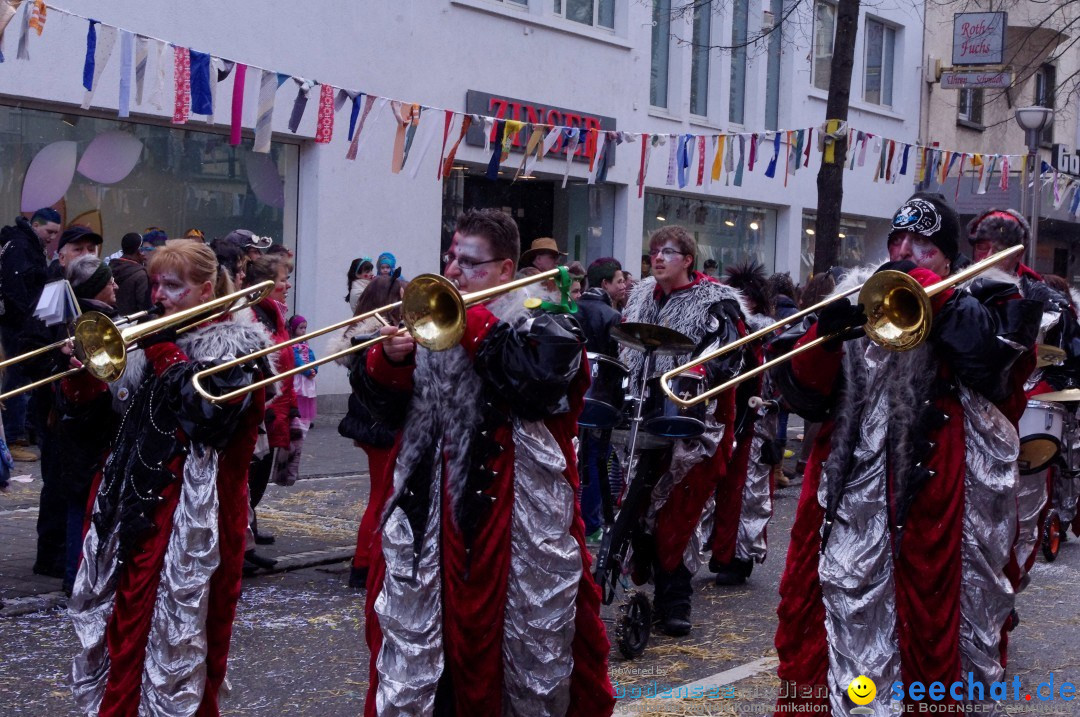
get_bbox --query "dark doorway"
[463,176,555,245]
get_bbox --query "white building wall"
[0,0,925,399]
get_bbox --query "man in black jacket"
[575,257,626,538]
[109,232,151,316]
[0,209,60,457]
[575,257,625,357]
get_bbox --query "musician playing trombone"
[772,193,1042,716]
[352,209,615,716]
[67,241,274,716]
[966,208,1080,596]
[618,225,751,638]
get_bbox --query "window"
[729,0,749,123]
[690,1,711,116]
[554,0,614,29]
[650,0,671,108]
[863,18,895,106]
[644,193,777,272]
[1035,64,1056,145]
[957,88,983,126]
[813,1,836,91]
[764,0,783,130]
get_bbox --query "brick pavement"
[0,412,370,606]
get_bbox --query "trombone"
[660,244,1025,409]
[191,267,567,404]
[0,280,275,402]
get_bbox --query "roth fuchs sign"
[465,90,617,166]
[952,12,1007,66]
[1053,144,1080,179]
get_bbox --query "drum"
[1018,399,1067,474]
[642,369,707,438]
[580,353,630,429]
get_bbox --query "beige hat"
[520,237,566,267]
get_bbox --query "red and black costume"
[771,266,1039,715]
[353,291,615,716]
[617,271,747,628]
[68,311,271,717]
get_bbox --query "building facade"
[0,0,924,400]
[922,0,1080,279]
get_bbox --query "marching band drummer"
[67,241,273,716]
[618,225,751,637]
[772,193,1041,716]
[351,209,614,717]
[966,208,1080,597]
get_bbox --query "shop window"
[689,1,712,117]
[812,1,836,91]
[555,0,614,28]
[863,18,895,107]
[643,192,776,273]
[650,0,671,108]
[800,213,886,279]
[1035,64,1056,146]
[957,88,983,127]
[729,0,749,124]
[0,103,297,258]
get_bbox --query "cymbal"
[1032,388,1080,402]
[612,322,696,355]
[1037,344,1067,369]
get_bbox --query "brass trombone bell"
[659,243,1025,409]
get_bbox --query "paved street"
[3,416,1080,715]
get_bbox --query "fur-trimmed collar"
[110,307,271,409]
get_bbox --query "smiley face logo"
[847,675,876,706]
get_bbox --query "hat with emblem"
[888,192,960,262]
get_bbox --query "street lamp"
[1015,106,1054,269]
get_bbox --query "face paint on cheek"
[152,272,192,304]
[912,240,938,263]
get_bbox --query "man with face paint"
[966,208,1080,598]
[771,193,1043,716]
[354,208,615,716]
[615,225,751,637]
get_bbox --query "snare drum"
[580,353,630,429]
[1019,399,1067,474]
[642,369,707,438]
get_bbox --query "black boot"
[251,511,275,545]
[243,549,277,574]
[654,562,694,637]
[712,557,752,586]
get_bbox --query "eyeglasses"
[649,248,687,259]
[442,253,505,272]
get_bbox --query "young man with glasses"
[618,225,752,636]
[355,208,615,716]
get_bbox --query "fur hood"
[110,307,272,411]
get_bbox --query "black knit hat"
[966,208,1030,247]
[888,192,960,262]
[73,262,112,300]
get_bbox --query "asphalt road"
[3,473,1080,716]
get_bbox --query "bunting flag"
[711,134,725,182]
[407,114,440,180]
[438,110,455,180]
[724,134,735,185]
[764,132,781,178]
[208,58,233,124]
[515,125,544,180]
[595,132,617,184]
[229,62,247,146]
[346,95,385,161]
[747,133,758,173]
[696,135,706,186]
[172,45,191,124]
[899,144,911,176]
[14,0,29,59]
[27,0,42,33]
[440,112,472,176]
[500,119,524,163]
[0,1,21,43]
[803,127,813,167]
[133,35,149,104]
[253,70,286,153]
[188,50,212,116]
[734,134,745,187]
[561,128,581,188]
[587,131,608,185]
[314,83,335,143]
[81,20,117,109]
[637,132,649,198]
[391,101,421,173]
[1000,155,1009,191]
[288,78,314,133]
[676,134,691,189]
[346,92,363,141]
[665,134,677,187]
[149,38,168,110]
[117,30,133,118]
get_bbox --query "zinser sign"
[952,12,1007,66]
[464,90,616,166]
